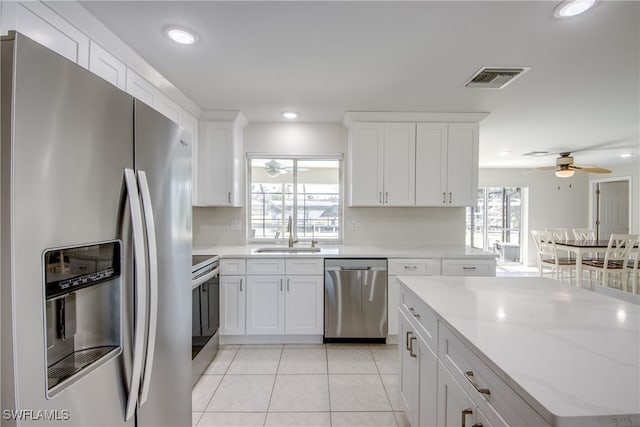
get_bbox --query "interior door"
[595,180,629,239]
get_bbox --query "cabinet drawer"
[220,258,246,275]
[439,325,548,427]
[247,258,285,275]
[286,258,323,275]
[400,286,438,353]
[441,259,496,276]
[389,258,441,275]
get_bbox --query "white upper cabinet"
[416,122,479,207]
[11,2,89,67]
[196,112,247,207]
[88,41,126,90]
[349,122,416,207]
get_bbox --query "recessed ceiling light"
[553,0,596,18]
[620,153,634,158]
[164,26,198,45]
[282,112,298,119]
[498,150,511,156]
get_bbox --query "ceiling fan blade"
[534,166,557,171]
[577,166,612,173]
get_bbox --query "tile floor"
[191,343,409,427]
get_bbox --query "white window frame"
[247,153,344,244]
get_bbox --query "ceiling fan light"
[553,0,596,18]
[555,169,575,178]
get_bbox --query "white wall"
[479,168,590,266]
[192,122,467,248]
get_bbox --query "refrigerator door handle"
[123,168,149,421]
[137,170,158,407]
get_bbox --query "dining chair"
[531,230,575,283]
[545,228,570,259]
[572,228,595,240]
[583,234,638,290]
[627,244,640,294]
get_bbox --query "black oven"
[191,255,219,384]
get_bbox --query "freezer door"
[1,33,134,426]
[131,100,191,427]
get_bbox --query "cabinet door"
[418,335,438,427]
[219,276,245,335]
[349,122,384,206]
[246,276,285,335]
[399,312,419,427]
[196,122,238,206]
[438,363,494,427]
[415,123,447,206]
[383,123,416,206]
[446,123,478,206]
[284,275,323,335]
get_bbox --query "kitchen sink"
[254,247,321,254]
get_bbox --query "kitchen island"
[398,276,640,427]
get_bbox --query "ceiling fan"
[534,152,611,178]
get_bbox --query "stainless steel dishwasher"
[324,259,388,342]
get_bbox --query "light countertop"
[399,276,640,426]
[192,244,497,259]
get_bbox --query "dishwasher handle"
[325,266,387,272]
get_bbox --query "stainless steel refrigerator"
[1,32,192,426]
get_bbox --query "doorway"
[591,178,631,240]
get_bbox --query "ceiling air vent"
[523,151,550,157]
[465,67,529,89]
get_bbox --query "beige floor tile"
[278,348,327,374]
[395,411,410,427]
[331,411,398,426]
[329,375,392,412]
[327,347,378,374]
[226,348,282,374]
[192,412,203,426]
[381,374,403,411]
[206,375,275,412]
[269,375,330,412]
[192,375,223,412]
[219,344,241,350]
[372,348,400,374]
[283,343,327,349]
[197,412,266,427]
[204,349,238,374]
[242,344,284,349]
[265,412,331,426]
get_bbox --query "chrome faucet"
[287,215,298,248]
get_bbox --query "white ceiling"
[80,1,640,169]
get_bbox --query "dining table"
[554,239,634,288]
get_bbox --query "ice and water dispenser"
[43,241,122,397]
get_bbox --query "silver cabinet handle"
[409,336,417,357]
[408,307,421,319]
[286,278,290,291]
[240,278,243,292]
[449,192,452,203]
[137,170,158,407]
[461,408,473,427]
[385,192,389,203]
[442,192,446,204]
[228,192,232,204]
[463,266,477,271]
[280,278,283,291]
[379,192,383,204]
[405,331,413,351]
[403,265,418,270]
[464,371,491,395]
[123,169,148,422]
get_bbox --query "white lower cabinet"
[438,363,495,427]
[219,275,245,335]
[246,275,285,334]
[400,307,437,427]
[221,258,323,339]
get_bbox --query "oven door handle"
[192,267,220,289]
